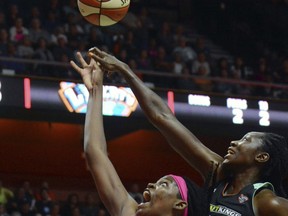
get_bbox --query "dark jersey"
[209,181,274,216]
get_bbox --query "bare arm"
[254,189,288,216]
[89,48,224,180]
[70,53,138,216]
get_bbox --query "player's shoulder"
[254,189,288,216]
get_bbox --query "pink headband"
[168,174,188,216]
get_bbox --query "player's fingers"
[76,52,88,67]
[70,60,81,73]
[89,52,105,65]
[89,47,106,58]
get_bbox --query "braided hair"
[259,132,288,197]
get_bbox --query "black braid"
[259,132,288,198]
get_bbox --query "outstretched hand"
[70,52,103,90]
[88,47,125,73]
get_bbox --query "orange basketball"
[77,0,130,26]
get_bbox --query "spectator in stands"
[7,187,28,214]
[19,200,36,216]
[176,65,196,90]
[213,58,233,94]
[137,7,155,32]
[147,38,158,61]
[52,34,72,62]
[230,56,251,80]
[191,52,211,76]
[29,18,51,46]
[63,0,79,17]
[193,65,213,92]
[111,32,125,57]
[43,11,61,34]
[252,57,274,97]
[120,11,141,30]
[9,17,29,43]
[6,3,21,27]
[60,193,80,216]
[81,193,99,216]
[171,52,186,88]
[50,27,65,46]
[173,25,186,46]
[253,57,273,83]
[0,11,7,30]
[127,58,138,73]
[49,202,61,216]
[66,23,84,51]
[213,57,231,77]
[25,6,42,24]
[43,0,64,24]
[0,181,14,206]
[85,27,105,52]
[63,12,84,37]
[35,181,56,202]
[157,21,175,54]
[123,30,138,58]
[154,46,172,72]
[0,29,9,56]
[56,53,75,79]
[193,36,211,62]
[22,181,35,208]
[173,36,197,69]
[136,49,153,71]
[153,46,173,87]
[33,37,55,76]
[17,35,35,59]
[274,57,288,84]
[117,49,129,64]
[35,188,53,216]
[1,42,26,74]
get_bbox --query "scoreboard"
[0,76,288,129]
[172,92,288,128]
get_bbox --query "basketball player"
[70,53,207,216]
[88,47,288,215]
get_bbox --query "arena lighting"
[0,76,288,128]
[24,78,31,109]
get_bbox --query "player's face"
[135,176,182,216]
[222,132,266,170]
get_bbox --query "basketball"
[77,0,130,26]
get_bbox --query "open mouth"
[224,148,236,159]
[143,189,151,202]
[137,190,151,211]
[227,147,235,155]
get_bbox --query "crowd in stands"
[193,0,288,98]
[0,180,144,216]
[0,0,287,99]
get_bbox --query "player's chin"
[135,206,149,216]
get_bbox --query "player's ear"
[173,199,187,211]
[255,152,270,163]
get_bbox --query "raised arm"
[89,48,224,180]
[70,52,137,216]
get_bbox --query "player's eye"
[160,182,168,187]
